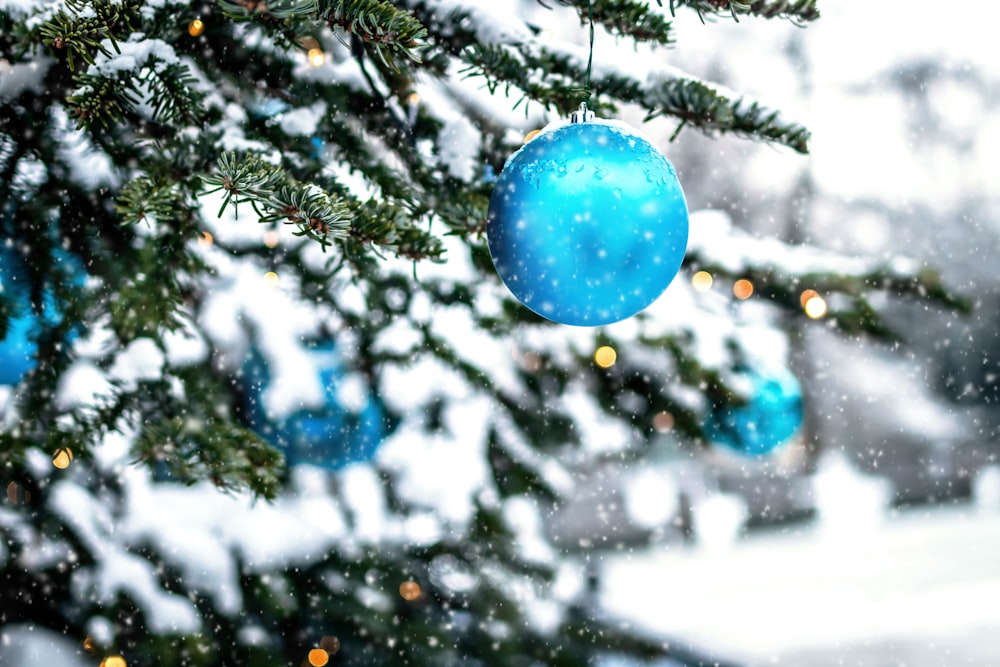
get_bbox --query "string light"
[733,279,754,300]
[691,270,713,292]
[188,19,204,37]
[804,295,828,319]
[263,230,280,248]
[399,580,421,601]
[52,448,73,469]
[307,48,325,67]
[100,657,127,667]
[523,129,541,144]
[307,648,329,666]
[594,345,616,368]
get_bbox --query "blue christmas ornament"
[242,340,387,470]
[705,366,804,456]
[0,246,81,386]
[486,108,688,326]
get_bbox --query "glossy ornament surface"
[705,366,803,455]
[242,341,386,470]
[487,117,688,326]
[0,247,79,386]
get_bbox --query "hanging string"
[584,0,594,106]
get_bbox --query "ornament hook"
[571,102,594,124]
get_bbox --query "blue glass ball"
[242,341,387,470]
[705,366,804,456]
[0,247,81,386]
[487,120,688,326]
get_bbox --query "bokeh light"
[406,92,421,106]
[307,648,329,666]
[804,295,828,319]
[653,411,675,433]
[199,230,213,246]
[733,279,754,300]
[187,19,204,37]
[799,288,819,307]
[399,580,421,601]
[692,270,713,292]
[6,481,29,504]
[319,636,340,654]
[264,271,278,283]
[263,230,280,248]
[307,48,325,67]
[523,129,541,144]
[594,345,617,368]
[82,636,97,653]
[52,448,73,469]
[100,657,127,667]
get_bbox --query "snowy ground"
[601,503,1000,666]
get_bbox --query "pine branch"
[668,0,819,24]
[317,0,428,70]
[557,0,675,45]
[37,0,141,71]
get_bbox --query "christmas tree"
[0,1,966,665]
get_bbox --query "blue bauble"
[242,341,387,470]
[486,119,688,326]
[705,366,804,456]
[0,246,81,386]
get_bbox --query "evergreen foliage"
[0,0,965,665]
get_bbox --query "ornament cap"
[570,102,595,124]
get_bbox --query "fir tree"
[0,1,965,666]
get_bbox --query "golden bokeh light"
[263,230,280,248]
[187,19,204,37]
[523,129,541,144]
[799,289,819,307]
[406,92,421,106]
[52,448,73,470]
[100,656,127,667]
[733,279,754,300]
[307,48,325,67]
[264,271,278,283]
[319,636,341,654]
[83,636,97,653]
[691,271,713,292]
[594,345,617,368]
[198,230,213,246]
[307,648,329,666]
[653,411,675,433]
[804,295,828,319]
[399,580,421,601]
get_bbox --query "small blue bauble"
[487,118,688,326]
[242,341,387,470]
[705,366,804,456]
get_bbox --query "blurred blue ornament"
[0,246,81,386]
[310,136,325,158]
[486,114,688,326]
[242,340,387,470]
[705,366,804,456]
